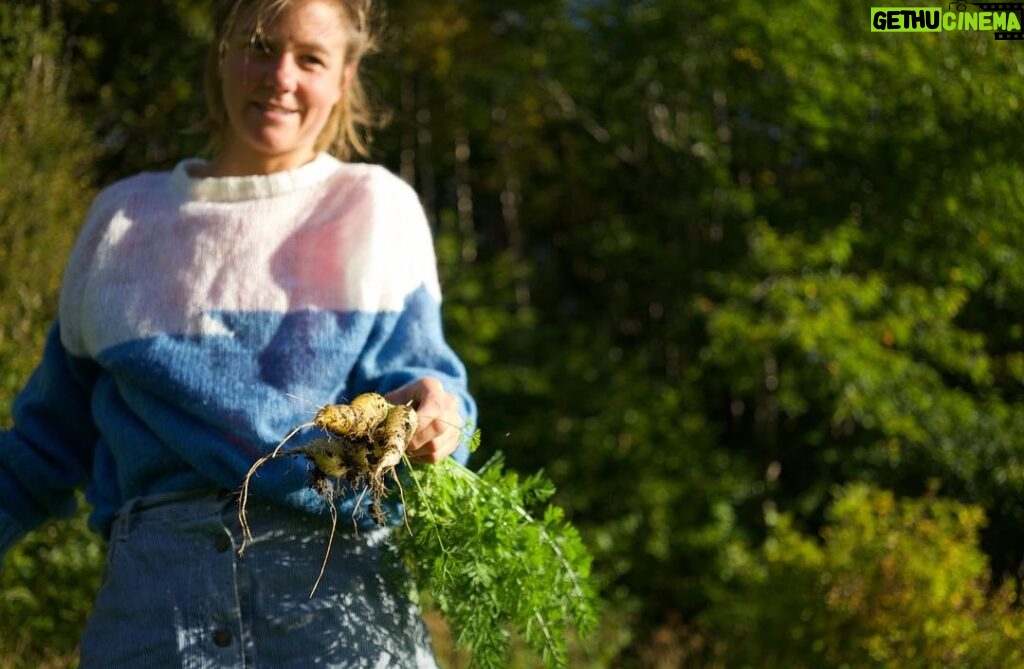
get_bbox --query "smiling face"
[213,0,353,176]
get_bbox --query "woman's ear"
[342,62,357,92]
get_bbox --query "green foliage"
[0,4,95,403]
[703,484,1024,668]
[0,503,104,669]
[56,0,212,178]
[397,434,597,668]
[385,0,1024,660]
[0,6,102,667]
[686,0,1024,585]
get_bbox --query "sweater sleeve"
[0,321,100,564]
[350,285,477,465]
[346,174,477,465]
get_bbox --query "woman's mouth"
[251,101,299,118]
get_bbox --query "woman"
[0,0,474,666]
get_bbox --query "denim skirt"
[79,489,438,669]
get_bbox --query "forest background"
[3,0,1024,667]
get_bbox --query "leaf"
[395,437,597,668]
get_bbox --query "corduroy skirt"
[79,489,438,668]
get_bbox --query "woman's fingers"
[384,378,462,463]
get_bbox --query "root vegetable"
[306,441,348,479]
[371,403,417,491]
[234,398,598,668]
[236,392,419,595]
[313,391,389,438]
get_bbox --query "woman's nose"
[263,53,297,91]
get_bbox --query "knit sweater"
[0,153,475,562]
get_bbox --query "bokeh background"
[4,1,1024,666]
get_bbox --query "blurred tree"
[375,0,1024,661]
[693,0,1024,584]
[56,0,211,180]
[702,484,1024,668]
[0,4,102,667]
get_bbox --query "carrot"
[371,403,417,487]
[313,391,389,438]
[305,438,351,479]
[237,392,421,594]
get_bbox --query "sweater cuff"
[0,508,26,568]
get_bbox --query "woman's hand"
[385,377,462,464]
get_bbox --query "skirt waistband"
[123,487,229,512]
[109,488,241,536]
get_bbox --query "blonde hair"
[203,0,379,160]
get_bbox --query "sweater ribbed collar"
[170,153,342,202]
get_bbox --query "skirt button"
[213,628,233,647]
[215,533,232,553]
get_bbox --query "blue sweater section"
[0,286,474,554]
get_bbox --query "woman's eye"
[247,35,274,54]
